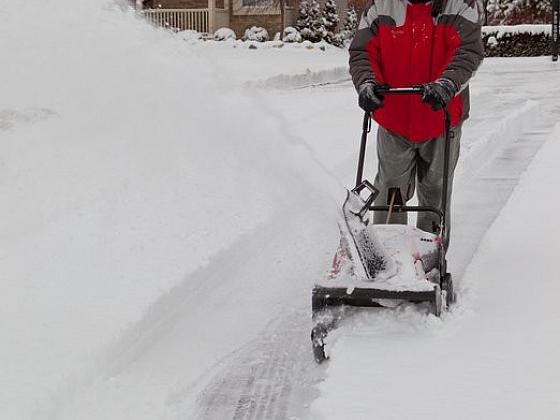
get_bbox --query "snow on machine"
[311,87,456,363]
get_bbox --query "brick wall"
[229,14,283,38]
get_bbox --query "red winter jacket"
[349,0,484,142]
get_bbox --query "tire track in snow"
[193,310,324,420]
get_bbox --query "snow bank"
[0,3,337,419]
[459,94,541,178]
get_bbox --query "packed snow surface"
[1,2,559,420]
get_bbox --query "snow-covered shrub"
[213,27,237,41]
[306,0,327,42]
[243,26,269,42]
[482,25,551,57]
[339,5,358,43]
[302,40,314,50]
[297,0,327,42]
[282,26,303,43]
[323,0,340,36]
[178,30,203,43]
[327,32,344,48]
[318,0,344,47]
[296,1,311,35]
[487,36,498,47]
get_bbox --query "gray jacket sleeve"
[439,0,485,90]
[348,2,380,91]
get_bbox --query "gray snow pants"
[372,123,462,250]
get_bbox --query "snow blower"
[311,87,456,363]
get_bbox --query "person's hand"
[421,78,458,111]
[358,81,385,113]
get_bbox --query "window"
[241,0,274,7]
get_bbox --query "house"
[137,0,349,39]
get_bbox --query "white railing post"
[208,0,215,34]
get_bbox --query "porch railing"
[141,9,210,33]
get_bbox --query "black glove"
[358,81,385,113]
[421,78,458,111]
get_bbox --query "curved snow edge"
[246,66,351,89]
[458,99,540,178]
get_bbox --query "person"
[349,0,484,250]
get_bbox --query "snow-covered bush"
[307,0,327,42]
[296,1,312,37]
[339,5,358,43]
[327,32,344,47]
[282,26,303,43]
[323,0,344,46]
[178,30,203,43]
[296,0,327,42]
[482,25,551,57]
[213,27,237,41]
[243,26,269,42]
[323,0,340,41]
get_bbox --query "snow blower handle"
[373,85,451,138]
[374,86,425,95]
[368,85,453,243]
[356,86,427,189]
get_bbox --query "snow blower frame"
[311,87,456,363]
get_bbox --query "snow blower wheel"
[442,273,456,307]
[433,284,443,317]
[311,324,328,363]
